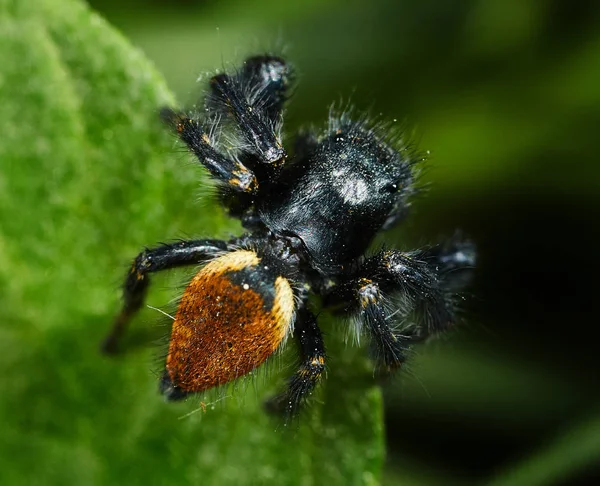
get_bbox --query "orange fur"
[166,251,294,392]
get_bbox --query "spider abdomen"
[164,250,295,397]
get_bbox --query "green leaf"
[0,0,383,484]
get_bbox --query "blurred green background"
[2,0,600,484]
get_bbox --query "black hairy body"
[103,55,476,416]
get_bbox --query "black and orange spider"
[103,55,476,416]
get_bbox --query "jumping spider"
[103,55,476,415]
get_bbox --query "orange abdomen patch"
[166,250,295,393]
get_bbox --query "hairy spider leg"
[160,109,259,194]
[329,243,469,370]
[405,237,477,342]
[205,56,293,166]
[355,278,411,370]
[348,236,476,362]
[364,249,453,333]
[208,73,284,164]
[238,55,293,122]
[102,239,229,354]
[266,309,326,416]
[420,235,477,292]
[165,57,295,227]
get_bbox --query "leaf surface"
[0,1,383,484]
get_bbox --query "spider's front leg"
[102,239,228,354]
[163,57,294,226]
[206,55,293,166]
[161,109,259,194]
[267,309,326,417]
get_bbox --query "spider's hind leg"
[159,370,190,401]
[103,239,228,354]
[266,309,326,417]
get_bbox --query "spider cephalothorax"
[103,55,476,415]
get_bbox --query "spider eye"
[380,182,401,194]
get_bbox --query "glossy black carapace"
[103,55,476,416]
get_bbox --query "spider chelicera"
[103,54,476,416]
